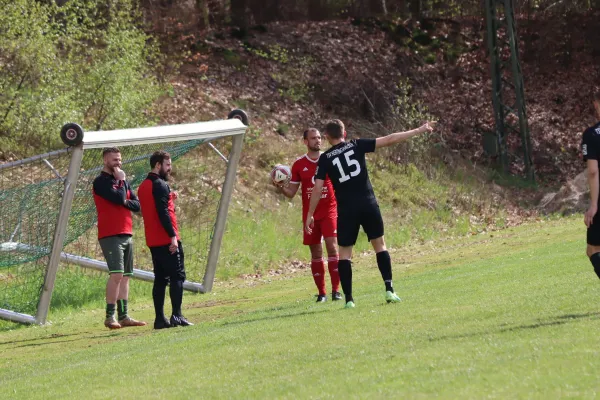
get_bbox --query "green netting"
[0,137,231,317]
[64,139,207,249]
[0,150,71,315]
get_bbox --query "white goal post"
[0,111,248,325]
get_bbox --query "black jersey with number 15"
[315,138,377,207]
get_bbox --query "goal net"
[0,113,247,324]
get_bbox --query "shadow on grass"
[429,312,600,342]
[0,332,82,346]
[0,329,138,349]
[219,308,332,328]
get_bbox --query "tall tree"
[409,0,420,18]
[369,0,387,15]
[309,0,325,20]
[230,0,247,28]
[249,0,280,24]
[196,0,209,29]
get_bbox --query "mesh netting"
[0,137,230,316]
[0,150,71,314]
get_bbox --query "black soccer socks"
[152,280,167,319]
[105,303,116,319]
[117,299,128,320]
[376,250,394,292]
[589,253,600,279]
[170,279,184,316]
[338,259,353,303]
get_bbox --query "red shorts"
[303,214,337,245]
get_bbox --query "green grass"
[216,156,510,278]
[0,144,533,321]
[1,215,599,398]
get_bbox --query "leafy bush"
[0,0,165,158]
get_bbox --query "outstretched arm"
[304,178,325,234]
[375,121,437,149]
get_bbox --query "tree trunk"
[308,0,324,21]
[368,0,386,15]
[196,0,210,30]
[409,0,420,18]
[249,0,280,24]
[230,0,247,28]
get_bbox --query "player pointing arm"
[305,121,436,233]
[305,119,435,308]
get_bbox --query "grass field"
[1,215,598,399]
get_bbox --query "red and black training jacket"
[137,173,180,248]
[92,171,140,239]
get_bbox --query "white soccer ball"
[270,164,291,186]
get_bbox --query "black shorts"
[587,216,600,245]
[337,202,384,247]
[149,241,186,284]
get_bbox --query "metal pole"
[208,142,229,164]
[60,253,205,292]
[0,148,69,171]
[35,144,84,324]
[0,308,36,325]
[0,242,205,293]
[202,133,245,292]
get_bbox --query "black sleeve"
[582,128,598,161]
[93,175,126,206]
[357,138,376,154]
[152,179,176,237]
[315,153,328,180]
[124,182,141,212]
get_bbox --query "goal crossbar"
[82,119,246,148]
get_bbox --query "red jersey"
[290,154,337,221]
[137,173,180,247]
[92,172,140,239]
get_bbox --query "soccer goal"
[0,110,248,325]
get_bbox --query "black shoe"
[316,294,327,303]
[153,317,172,330]
[332,291,343,301]
[170,314,194,327]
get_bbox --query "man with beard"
[138,151,193,329]
[274,128,341,302]
[93,147,147,329]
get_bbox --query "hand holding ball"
[270,165,291,187]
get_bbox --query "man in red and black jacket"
[93,147,147,329]
[138,150,193,329]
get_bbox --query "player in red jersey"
[92,147,146,329]
[274,128,341,302]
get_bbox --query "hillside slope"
[154,13,598,185]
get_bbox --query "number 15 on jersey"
[332,150,361,183]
